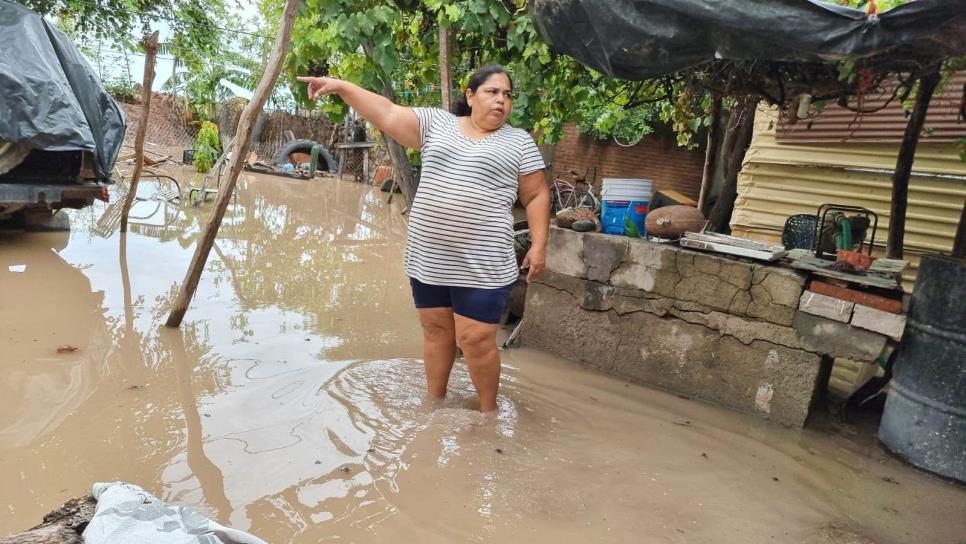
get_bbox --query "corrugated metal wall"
[777,72,966,144]
[731,106,966,287]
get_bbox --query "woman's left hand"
[522,246,546,283]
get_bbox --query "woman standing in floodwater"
[298,65,550,413]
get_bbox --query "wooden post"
[165,0,300,328]
[697,95,722,215]
[379,82,418,209]
[953,197,966,259]
[708,96,758,233]
[120,31,159,232]
[438,24,453,112]
[887,71,940,259]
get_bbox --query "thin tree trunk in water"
[379,83,417,210]
[120,31,159,232]
[438,25,453,113]
[165,0,300,328]
[708,96,758,233]
[697,96,722,216]
[887,70,940,259]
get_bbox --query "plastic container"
[836,249,874,271]
[600,179,652,235]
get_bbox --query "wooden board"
[785,250,900,290]
[868,258,910,277]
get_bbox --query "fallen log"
[0,496,95,544]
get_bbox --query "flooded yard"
[1,174,964,543]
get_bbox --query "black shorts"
[409,277,514,325]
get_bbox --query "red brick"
[808,281,903,314]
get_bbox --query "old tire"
[380,179,402,193]
[274,139,335,172]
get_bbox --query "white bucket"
[600,178,653,236]
[602,178,652,197]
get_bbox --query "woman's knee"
[456,328,496,356]
[420,315,455,345]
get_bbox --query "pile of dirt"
[118,93,196,162]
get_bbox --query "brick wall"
[550,124,706,199]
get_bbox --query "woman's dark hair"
[453,64,513,116]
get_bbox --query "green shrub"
[193,121,221,173]
[102,74,137,103]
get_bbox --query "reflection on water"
[2,173,965,544]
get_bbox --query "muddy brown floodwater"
[2,173,964,543]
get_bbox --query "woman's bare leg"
[418,307,457,398]
[454,314,501,413]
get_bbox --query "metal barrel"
[879,254,966,482]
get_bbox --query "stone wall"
[519,228,901,427]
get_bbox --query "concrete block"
[672,250,753,313]
[799,291,854,323]
[583,234,628,283]
[721,261,754,290]
[809,280,903,314]
[532,270,583,296]
[612,292,675,317]
[519,282,622,368]
[851,305,907,341]
[793,312,887,361]
[752,267,806,308]
[582,281,615,311]
[669,305,807,350]
[610,240,678,296]
[546,227,585,278]
[743,267,806,326]
[612,311,824,427]
[532,272,616,312]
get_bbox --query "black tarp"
[0,0,126,179]
[530,0,966,81]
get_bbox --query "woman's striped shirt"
[405,108,545,288]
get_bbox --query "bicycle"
[550,168,599,214]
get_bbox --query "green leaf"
[444,4,462,22]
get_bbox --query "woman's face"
[467,73,513,130]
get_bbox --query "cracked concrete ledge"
[519,281,826,427]
[548,228,806,327]
[535,271,886,362]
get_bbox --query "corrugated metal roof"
[777,72,966,144]
[732,106,966,289]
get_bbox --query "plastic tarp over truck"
[0,0,125,180]
[529,0,966,81]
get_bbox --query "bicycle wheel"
[574,191,599,212]
[552,188,576,213]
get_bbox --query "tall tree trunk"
[120,31,159,232]
[438,25,453,113]
[887,70,940,259]
[698,96,722,216]
[708,96,758,233]
[379,83,417,210]
[165,0,300,328]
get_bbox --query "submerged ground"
[1,173,964,543]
